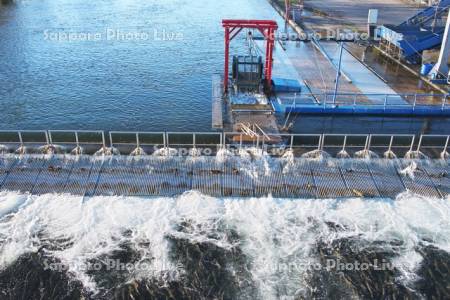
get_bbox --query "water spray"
[354,149,379,159]
[130,147,147,156]
[71,146,84,156]
[404,151,428,160]
[94,147,120,156]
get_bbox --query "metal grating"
[282,159,317,198]
[369,160,406,198]
[0,155,448,199]
[0,156,17,188]
[253,160,287,198]
[310,159,353,198]
[191,157,223,197]
[339,160,380,198]
[223,158,254,198]
[1,156,45,193]
[422,162,450,198]
[83,158,104,197]
[396,160,442,198]
[33,156,74,195]
[64,157,96,195]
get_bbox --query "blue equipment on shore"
[378,0,450,63]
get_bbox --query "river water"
[0,191,449,299]
[0,0,284,131]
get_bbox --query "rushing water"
[0,0,284,131]
[0,191,449,299]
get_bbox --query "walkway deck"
[0,155,447,199]
[277,41,404,105]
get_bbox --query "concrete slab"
[282,41,363,96]
[321,42,404,104]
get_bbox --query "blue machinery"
[378,0,450,63]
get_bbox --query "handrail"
[0,130,49,146]
[277,92,450,111]
[109,131,166,148]
[0,130,448,158]
[48,130,106,148]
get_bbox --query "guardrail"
[0,130,448,158]
[276,93,450,115]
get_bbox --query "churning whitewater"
[0,191,449,299]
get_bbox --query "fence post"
[18,131,23,146]
[366,134,372,151]
[413,94,417,111]
[193,133,196,148]
[290,135,294,151]
[416,135,424,153]
[444,136,449,154]
[388,135,394,154]
[409,135,416,154]
[75,132,80,149]
[442,95,447,111]
[342,135,347,153]
[136,133,140,149]
[384,94,388,111]
[218,133,223,151]
[163,132,167,148]
[48,131,53,145]
[319,134,325,151]
[109,132,113,148]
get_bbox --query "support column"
[224,27,230,92]
[429,9,450,79]
[265,28,275,89]
[265,30,270,87]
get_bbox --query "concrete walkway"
[320,42,404,104]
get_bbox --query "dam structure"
[0,130,448,199]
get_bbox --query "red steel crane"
[222,19,278,92]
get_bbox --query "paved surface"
[277,41,401,104]
[321,42,403,103]
[283,41,363,95]
[302,0,424,32]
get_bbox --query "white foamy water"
[0,191,449,298]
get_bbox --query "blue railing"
[275,93,450,116]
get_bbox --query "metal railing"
[0,130,448,159]
[48,130,106,148]
[0,130,49,146]
[278,93,450,110]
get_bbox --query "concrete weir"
[0,154,448,199]
[0,130,448,199]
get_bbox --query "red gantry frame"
[222,19,278,92]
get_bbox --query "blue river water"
[0,0,284,131]
[1,0,450,135]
